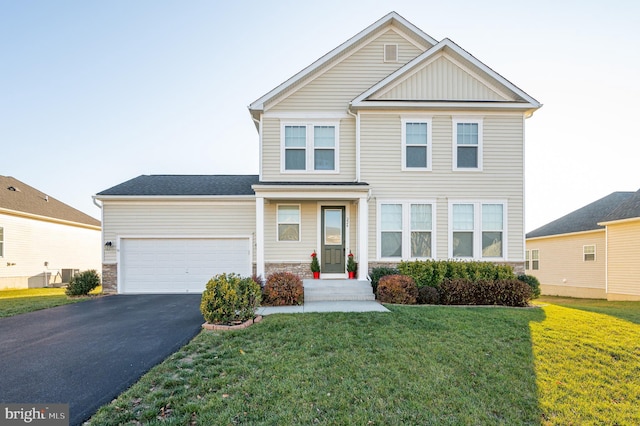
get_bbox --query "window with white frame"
[525,250,530,270]
[282,122,338,172]
[583,245,596,262]
[379,202,433,259]
[277,205,300,242]
[453,118,482,170]
[402,118,432,170]
[531,249,539,270]
[0,227,3,257]
[450,202,505,259]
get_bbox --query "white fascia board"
[526,228,605,241]
[0,207,101,231]
[351,101,539,111]
[248,12,437,112]
[351,38,541,110]
[252,185,369,200]
[597,216,640,227]
[94,195,256,202]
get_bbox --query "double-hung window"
[583,245,596,262]
[531,249,539,270]
[402,118,432,170]
[277,205,300,242]
[282,122,338,172]
[0,227,3,257]
[453,118,482,170]
[379,202,434,259]
[450,201,505,259]
[525,250,530,270]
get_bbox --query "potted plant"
[347,252,357,279]
[310,251,320,279]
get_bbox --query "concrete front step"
[303,279,375,302]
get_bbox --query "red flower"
[348,252,354,257]
[311,252,317,258]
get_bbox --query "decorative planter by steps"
[202,315,262,331]
[348,271,356,279]
[313,271,320,279]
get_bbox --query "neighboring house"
[95,12,541,294]
[526,189,640,301]
[0,176,101,289]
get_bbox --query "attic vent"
[383,44,398,63]
[7,186,19,192]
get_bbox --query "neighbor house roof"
[526,191,635,239]
[0,175,100,227]
[600,189,640,223]
[96,175,260,197]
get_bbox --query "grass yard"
[0,286,102,317]
[87,298,640,425]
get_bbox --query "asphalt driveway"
[0,294,203,426]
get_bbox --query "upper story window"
[583,245,596,262]
[282,122,339,173]
[402,118,432,171]
[453,118,483,171]
[450,201,505,259]
[378,201,434,260]
[277,204,300,242]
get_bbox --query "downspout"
[347,107,360,182]
[92,196,105,265]
[252,114,263,182]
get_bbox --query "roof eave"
[95,194,256,201]
[0,207,101,231]
[597,216,640,227]
[526,228,605,241]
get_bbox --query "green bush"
[399,260,514,288]
[369,267,399,293]
[65,269,101,296]
[438,278,532,307]
[263,272,304,306]
[517,274,541,299]
[200,273,262,324]
[417,285,440,305]
[377,275,418,304]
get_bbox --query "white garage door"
[120,238,251,294]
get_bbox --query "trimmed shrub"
[417,285,440,305]
[65,269,100,296]
[200,273,261,324]
[377,274,418,304]
[439,278,532,307]
[517,274,541,299]
[263,272,304,306]
[399,260,514,288]
[369,267,399,293]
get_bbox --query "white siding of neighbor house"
[526,231,607,299]
[606,219,640,300]
[101,201,256,264]
[361,112,525,262]
[373,54,511,101]
[0,213,100,289]
[263,201,358,263]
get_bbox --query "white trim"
[355,111,361,182]
[316,202,351,275]
[604,227,608,294]
[95,195,255,202]
[526,228,605,241]
[401,116,432,171]
[116,234,253,294]
[0,207,101,231]
[276,204,301,242]
[358,196,368,280]
[280,121,340,174]
[351,101,538,112]
[264,111,350,119]
[383,43,399,63]
[448,200,507,260]
[583,244,596,262]
[531,248,539,270]
[258,113,263,181]
[376,199,436,261]
[452,117,483,171]
[256,197,265,278]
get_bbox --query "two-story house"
[95,12,540,294]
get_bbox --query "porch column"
[256,197,265,278]
[358,195,369,280]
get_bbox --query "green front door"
[321,206,345,273]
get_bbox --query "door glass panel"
[324,209,342,245]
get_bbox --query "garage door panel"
[121,238,251,294]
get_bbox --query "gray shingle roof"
[526,191,635,239]
[0,176,100,227]
[97,175,259,196]
[601,189,640,223]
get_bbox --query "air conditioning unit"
[61,269,79,283]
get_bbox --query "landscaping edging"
[202,315,263,331]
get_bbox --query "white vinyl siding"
[453,118,483,170]
[277,205,301,242]
[402,117,432,170]
[449,201,506,260]
[606,220,640,297]
[378,201,434,260]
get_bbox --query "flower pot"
[348,271,356,279]
[313,272,320,279]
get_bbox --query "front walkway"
[257,300,389,315]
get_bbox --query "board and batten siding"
[526,231,607,299]
[102,201,256,264]
[606,220,640,300]
[361,112,525,261]
[266,29,425,112]
[260,117,356,182]
[0,213,100,289]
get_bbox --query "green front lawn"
[0,286,102,317]
[88,299,640,425]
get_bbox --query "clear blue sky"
[2,1,639,231]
